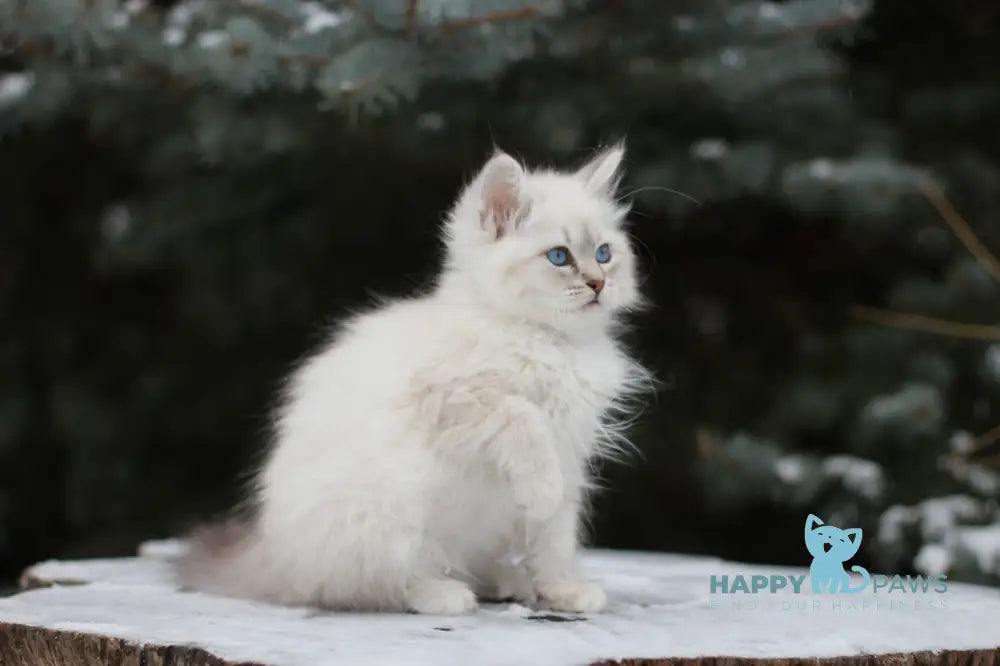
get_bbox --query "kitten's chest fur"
[518,332,630,459]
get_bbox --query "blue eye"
[546,247,570,266]
[595,243,611,264]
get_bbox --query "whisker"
[618,186,702,207]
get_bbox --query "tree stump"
[0,541,997,666]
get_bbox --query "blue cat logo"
[804,514,870,594]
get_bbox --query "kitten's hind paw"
[406,578,478,615]
[536,579,607,613]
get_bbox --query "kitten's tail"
[846,565,871,593]
[174,518,271,600]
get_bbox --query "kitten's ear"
[478,151,527,240]
[842,528,862,557]
[576,140,626,196]
[806,514,824,530]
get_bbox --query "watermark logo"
[805,513,869,593]
[708,513,949,610]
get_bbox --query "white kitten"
[178,143,653,615]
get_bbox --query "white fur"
[179,143,653,615]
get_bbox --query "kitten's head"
[442,143,641,331]
[805,515,862,562]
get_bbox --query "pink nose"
[586,278,604,294]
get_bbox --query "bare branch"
[949,422,1000,460]
[850,305,1000,341]
[919,178,1000,285]
[980,452,1000,468]
[406,0,419,37]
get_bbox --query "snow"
[21,555,174,590]
[775,456,806,484]
[161,26,185,46]
[909,520,1000,580]
[822,455,884,501]
[301,2,345,34]
[962,464,1000,496]
[3,544,999,666]
[196,30,227,49]
[690,138,729,160]
[124,0,148,14]
[878,505,916,545]
[758,3,782,20]
[720,48,746,69]
[136,538,188,559]
[984,344,1000,382]
[880,495,990,549]
[416,112,445,132]
[166,0,203,27]
[954,524,1000,575]
[808,158,837,180]
[914,543,952,577]
[101,204,132,242]
[105,11,129,29]
[0,72,34,107]
[842,0,870,19]
[919,496,986,540]
[949,431,975,454]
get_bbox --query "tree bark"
[1,623,996,666]
[0,622,265,666]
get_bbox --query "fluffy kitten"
[178,143,652,615]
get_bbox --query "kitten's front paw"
[536,579,607,613]
[406,578,478,615]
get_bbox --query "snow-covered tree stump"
[1,542,997,666]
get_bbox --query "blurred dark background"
[1,0,999,588]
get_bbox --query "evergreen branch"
[850,305,1000,341]
[438,6,542,34]
[776,14,861,43]
[1,0,577,118]
[236,0,296,26]
[919,178,1000,285]
[9,35,320,91]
